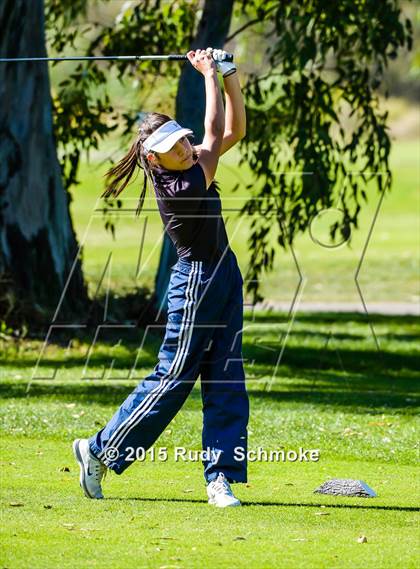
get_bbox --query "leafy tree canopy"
[44,0,412,303]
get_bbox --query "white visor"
[143,120,193,153]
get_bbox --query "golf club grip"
[169,53,234,62]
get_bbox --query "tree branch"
[225,5,277,43]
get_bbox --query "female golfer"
[73,48,248,507]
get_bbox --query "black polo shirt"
[151,162,230,261]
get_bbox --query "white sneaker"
[72,439,107,499]
[207,473,241,507]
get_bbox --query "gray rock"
[314,479,377,498]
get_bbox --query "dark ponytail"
[101,112,173,216]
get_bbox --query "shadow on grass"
[251,328,420,343]
[245,312,420,327]
[0,377,418,411]
[1,312,418,409]
[242,343,420,375]
[6,311,419,354]
[3,342,419,377]
[106,496,420,512]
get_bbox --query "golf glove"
[206,47,237,78]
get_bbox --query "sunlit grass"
[1,311,419,568]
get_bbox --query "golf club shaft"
[0,53,234,63]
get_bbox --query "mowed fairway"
[1,313,419,568]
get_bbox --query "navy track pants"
[89,249,249,483]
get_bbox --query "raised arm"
[219,72,246,155]
[193,49,246,158]
[186,49,225,189]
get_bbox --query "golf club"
[0,53,234,63]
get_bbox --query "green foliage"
[53,63,116,189]
[44,0,413,303]
[239,0,412,302]
[45,0,197,189]
[89,0,196,79]
[45,0,90,51]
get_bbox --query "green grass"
[1,442,419,569]
[1,312,419,567]
[68,138,420,303]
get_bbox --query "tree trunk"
[0,0,89,328]
[154,0,235,310]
